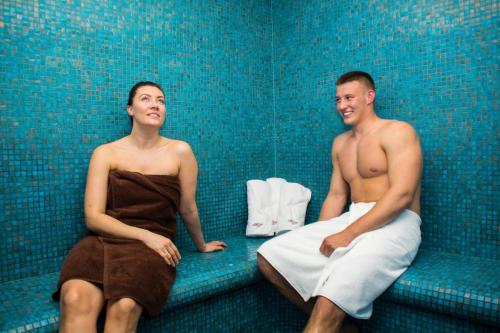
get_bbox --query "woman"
[53,82,227,332]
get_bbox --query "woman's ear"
[126,105,133,116]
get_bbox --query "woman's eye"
[158,100,165,105]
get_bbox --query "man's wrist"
[344,225,362,239]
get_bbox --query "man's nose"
[338,98,347,110]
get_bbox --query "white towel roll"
[246,180,273,237]
[277,182,311,233]
[266,177,287,234]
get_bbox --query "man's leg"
[304,296,344,333]
[257,253,315,314]
[304,296,358,333]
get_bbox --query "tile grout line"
[270,0,277,176]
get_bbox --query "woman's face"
[127,85,166,127]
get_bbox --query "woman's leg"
[59,279,105,333]
[104,298,143,333]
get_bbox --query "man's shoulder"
[334,130,353,143]
[381,119,415,131]
[332,130,352,153]
[379,120,420,147]
[379,119,417,137]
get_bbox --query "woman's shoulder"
[93,138,126,154]
[90,138,133,168]
[164,138,193,156]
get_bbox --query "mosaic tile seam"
[383,249,500,326]
[0,0,274,282]
[0,235,268,332]
[272,0,499,259]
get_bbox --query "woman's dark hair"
[127,81,165,125]
[127,81,165,106]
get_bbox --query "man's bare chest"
[339,139,388,180]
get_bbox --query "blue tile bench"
[0,236,305,333]
[1,236,498,332]
[361,249,499,332]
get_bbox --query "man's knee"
[257,253,266,270]
[257,253,272,275]
[313,296,346,322]
[257,253,277,282]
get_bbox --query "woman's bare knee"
[112,298,141,315]
[107,297,142,321]
[60,280,103,315]
[105,298,143,333]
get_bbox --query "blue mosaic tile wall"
[0,0,274,282]
[272,0,499,259]
[1,0,498,284]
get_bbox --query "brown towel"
[53,170,180,317]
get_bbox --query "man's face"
[335,80,373,126]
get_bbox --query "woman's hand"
[142,231,181,267]
[199,240,227,253]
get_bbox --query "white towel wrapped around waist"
[257,202,421,319]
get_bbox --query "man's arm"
[320,122,422,256]
[318,136,350,221]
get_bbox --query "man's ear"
[366,89,375,105]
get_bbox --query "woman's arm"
[176,142,227,252]
[84,145,181,266]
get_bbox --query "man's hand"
[319,229,356,257]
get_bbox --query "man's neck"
[351,113,382,138]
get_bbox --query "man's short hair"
[336,71,375,90]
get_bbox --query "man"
[257,71,423,332]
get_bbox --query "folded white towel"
[277,182,311,233]
[246,180,273,237]
[266,177,287,234]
